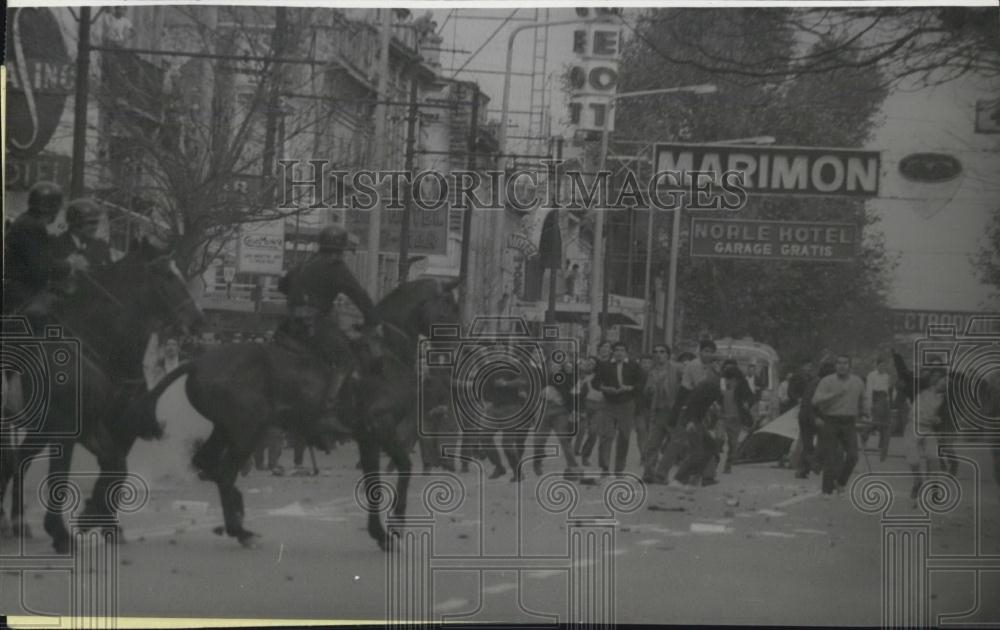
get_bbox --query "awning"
[507,206,561,266]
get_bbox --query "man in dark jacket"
[51,198,114,270]
[277,225,378,435]
[486,346,528,482]
[787,360,812,410]
[591,342,644,477]
[671,357,724,486]
[279,225,377,386]
[720,360,756,474]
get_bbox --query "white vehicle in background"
[714,337,781,425]
[674,336,781,424]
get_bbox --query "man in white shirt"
[142,334,183,390]
[863,356,893,462]
[680,340,717,392]
[102,7,135,46]
[812,354,869,496]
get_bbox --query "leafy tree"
[615,6,1000,88]
[613,8,897,363]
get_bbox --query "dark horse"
[0,239,203,552]
[131,278,460,549]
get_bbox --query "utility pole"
[70,7,92,197]
[626,207,636,294]
[665,198,684,347]
[458,84,480,325]
[545,136,563,324]
[641,205,655,352]
[261,6,287,204]
[587,118,611,354]
[586,111,611,354]
[365,8,392,297]
[397,74,420,285]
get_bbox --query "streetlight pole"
[587,84,718,354]
[70,7,93,197]
[364,7,392,297]
[495,17,603,320]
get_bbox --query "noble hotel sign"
[690,218,858,262]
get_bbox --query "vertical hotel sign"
[5,7,76,189]
[567,8,624,133]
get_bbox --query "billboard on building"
[237,219,285,275]
[655,143,881,197]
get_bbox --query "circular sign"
[898,153,963,184]
[7,8,75,159]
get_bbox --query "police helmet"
[66,198,104,228]
[318,225,356,252]
[28,181,64,216]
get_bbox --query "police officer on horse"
[3,181,88,315]
[277,224,381,418]
[51,198,113,269]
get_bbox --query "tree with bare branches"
[90,6,380,277]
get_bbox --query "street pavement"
[2,433,998,626]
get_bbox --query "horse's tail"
[127,362,198,440]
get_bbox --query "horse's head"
[373,277,461,339]
[410,278,462,335]
[118,237,204,335]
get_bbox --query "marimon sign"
[690,218,857,262]
[655,144,881,197]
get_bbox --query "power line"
[451,9,519,78]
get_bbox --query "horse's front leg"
[210,432,261,548]
[80,451,128,540]
[357,432,391,550]
[40,438,75,554]
[216,460,260,548]
[383,418,413,522]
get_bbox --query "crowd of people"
[419,338,769,490]
[418,338,986,503]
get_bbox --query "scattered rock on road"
[648,504,686,512]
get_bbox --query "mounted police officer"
[3,181,87,316]
[52,198,113,269]
[277,224,380,418]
